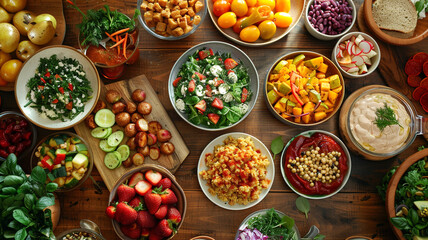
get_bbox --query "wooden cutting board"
[74,75,190,191]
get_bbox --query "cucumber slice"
[94,109,115,128]
[107,131,124,148]
[91,127,112,139]
[116,145,130,161]
[112,151,122,168]
[99,140,116,152]
[104,152,121,169]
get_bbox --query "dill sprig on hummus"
[374,103,402,131]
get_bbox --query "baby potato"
[138,102,152,115]
[160,142,175,155]
[0,6,12,23]
[148,121,162,134]
[126,137,137,150]
[93,100,106,113]
[136,131,148,148]
[147,133,157,146]
[0,0,27,13]
[131,112,143,123]
[122,158,133,168]
[15,40,40,61]
[132,152,145,166]
[115,112,131,127]
[149,146,160,160]
[137,145,150,157]
[126,101,137,114]
[132,89,146,102]
[112,101,127,114]
[105,89,121,104]
[157,129,172,142]
[135,118,149,132]
[124,123,137,137]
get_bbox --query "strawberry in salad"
[173,48,251,128]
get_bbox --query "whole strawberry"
[105,205,116,219]
[153,219,174,237]
[129,196,144,210]
[144,187,166,214]
[167,207,182,224]
[137,210,157,228]
[154,205,168,219]
[160,188,177,205]
[115,202,137,225]
[117,184,136,203]
[156,177,172,190]
[120,223,141,239]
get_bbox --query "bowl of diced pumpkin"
[265,51,345,126]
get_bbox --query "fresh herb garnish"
[296,197,310,219]
[271,136,285,159]
[373,103,401,131]
[246,208,296,240]
[0,154,58,239]
[67,0,140,46]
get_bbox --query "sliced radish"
[359,41,372,54]
[355,35,364,46]
[350,35,356,43]
[347,66,359,73]
[361,55,372,65]
[352,56,364,66]
[359,64,368,74]
[354,46,364,56]
[336,48,343,58]
[341,66,350,71]
[342,63,357,68]
[366,50,377,59]
[346,41,353,56]
[339,43,346,50]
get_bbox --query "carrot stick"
[116,35,120,55]
[105,32,117,42]
[123,33,128,58]
[110,28,130,37]
[110,37,125,49]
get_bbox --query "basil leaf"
[46,183,58,193]
[17,182,32,194]
[31,181,46,198]
[13,209,31,225]
[35,196,55,210]
[2,187,17,195]
[14,228,27,240]
[7,220,22,230]
[12,165,26,179]
[271,136,285,159]
[6,154,17,172]
[391,217,411,230]
[3,230,16,238]
[24,194,36,210]
[296,197,310,219]
[409,208,419,225]
[30,166,46,184]
[3,175,24,187]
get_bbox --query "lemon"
[94,109,115,128]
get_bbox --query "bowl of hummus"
[340,85,424,160]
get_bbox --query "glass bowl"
[56,219,105,240]
[78,14,140,80]
[0,111,37,163]
[108,164,187,240]
[342,86,425,160]
[137,0,207,40]
[30,132,94,193]
[280,130,352,199]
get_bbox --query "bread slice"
[372,0,418,34]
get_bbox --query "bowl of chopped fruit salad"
[15,45,101,130]
[168,41,259,131]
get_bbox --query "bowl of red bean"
[304,0,356,41]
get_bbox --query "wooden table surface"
[1,0,428,239]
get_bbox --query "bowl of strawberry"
[0,111,36,162]
[106,164,186,240]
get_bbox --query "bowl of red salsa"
[280,130,351,199]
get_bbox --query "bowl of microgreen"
[383,148,428,240]
[15,45,101,130]
[339,85,426,161]
[0,153,60,239]
[168,41,259,131]
[235,208,320,240]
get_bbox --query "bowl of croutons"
[137,0,207,40]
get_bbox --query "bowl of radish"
[332,32,381,78]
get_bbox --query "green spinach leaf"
[296,197,310,219]
[13,209,31,225]
[271,136,285,159]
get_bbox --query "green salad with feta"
[25,55,93,121]
[173,48,252,128]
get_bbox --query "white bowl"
[197,132,274,210]
[304,0,356,41]
[15,45,100,130]
[332,32,381,79]
[280,130,351,199]
[168,41,259,131]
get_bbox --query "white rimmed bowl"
[197,132,274,210]
[15,45,100,130]
[304,0,356,41]
[331,32,381,79]
[168,41,259,131]
[280,130,351,199]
